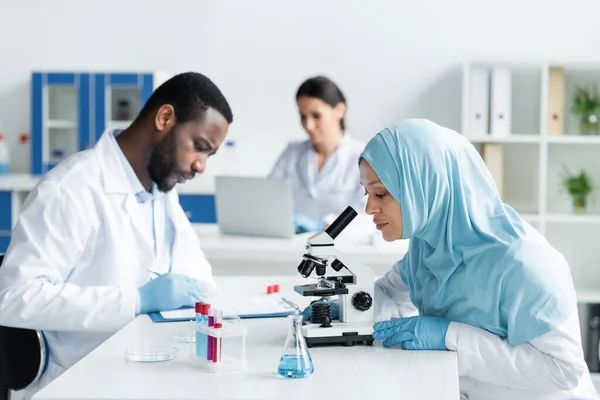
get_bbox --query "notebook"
[148,294,300,323]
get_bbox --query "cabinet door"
[178,195,217,223]
[141,74,155,105]
[0,234,10,254]
[31,72,91,175]
[0,191,11,232]
[0,190,10,253]
[93,73,152,142]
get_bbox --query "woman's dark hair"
[296,76,346,130]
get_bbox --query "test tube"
[195,302,204,357]
[213,309,223,363]
[201,303,211,358]
[207,309,214,361]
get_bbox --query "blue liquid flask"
[278,314,314,379]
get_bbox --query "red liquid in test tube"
[207,310,214,361]
[213,309,223,363]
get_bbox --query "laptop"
[214,175,296,238]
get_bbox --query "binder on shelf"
[490,67,512,137]
[468,66,490,137]
[482,143,504,198]
[547,66,565,136]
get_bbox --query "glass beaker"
[277,314,314,379]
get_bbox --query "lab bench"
[31,275,461,400]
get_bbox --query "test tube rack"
[188,320,248,373]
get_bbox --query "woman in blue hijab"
[360,119,598,399]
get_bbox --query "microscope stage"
[294,283,348,297]
[301,321,374,348]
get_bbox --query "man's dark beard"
[148,127,179,192]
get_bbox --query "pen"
[281,297,300,311]
[147,268,161,277]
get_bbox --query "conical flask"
[277,314,314,378]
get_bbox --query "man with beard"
[0,72,233,398]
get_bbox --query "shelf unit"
[31,71,171,175]
[462,62,600,233]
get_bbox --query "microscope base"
[304,334,374,348]
[301,322,374,348]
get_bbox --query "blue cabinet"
[0,191,11,254]
[0,235,10,254]
[0,191,11,231]
[92,73,156,143]
[31,72,91,174]
[31,71,169,175]
[178,195,217,223]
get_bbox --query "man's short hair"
[136,72,233,124]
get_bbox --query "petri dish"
[223,315,241,325]
[124,346,178,362]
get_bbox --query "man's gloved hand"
[301,299,340,322]
[137,273,205,314]
[294,214,325,233]
[372,316,450,350]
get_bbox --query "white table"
[193,224,410,277]
[33,276,460,400]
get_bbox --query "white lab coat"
[375,264,600,400]
[269,134,373,235]
[0,131,218,398]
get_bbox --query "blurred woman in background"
[269,76,367,233]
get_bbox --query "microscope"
[294,206,375,348]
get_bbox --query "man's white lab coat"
[0,130,218,397]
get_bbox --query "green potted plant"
[560,165,593,214]
[571,85,600,135]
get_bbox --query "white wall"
[1,0,600,175]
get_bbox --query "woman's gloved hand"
[137,273,205,314]
[294,214,325,233]
[301,299,340,322]
[372,316,450,350]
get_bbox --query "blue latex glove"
[372,316,450,350]
[137,273,205,314]
[301,299,340,322]
[294,214,325,233]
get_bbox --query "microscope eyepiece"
[325,206,358,240]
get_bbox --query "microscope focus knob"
[352,291,373,311]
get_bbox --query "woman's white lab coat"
[375,264,600,400]
[270,134,373,232]
[0,131,218,398]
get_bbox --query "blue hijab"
[360,119,577,345]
